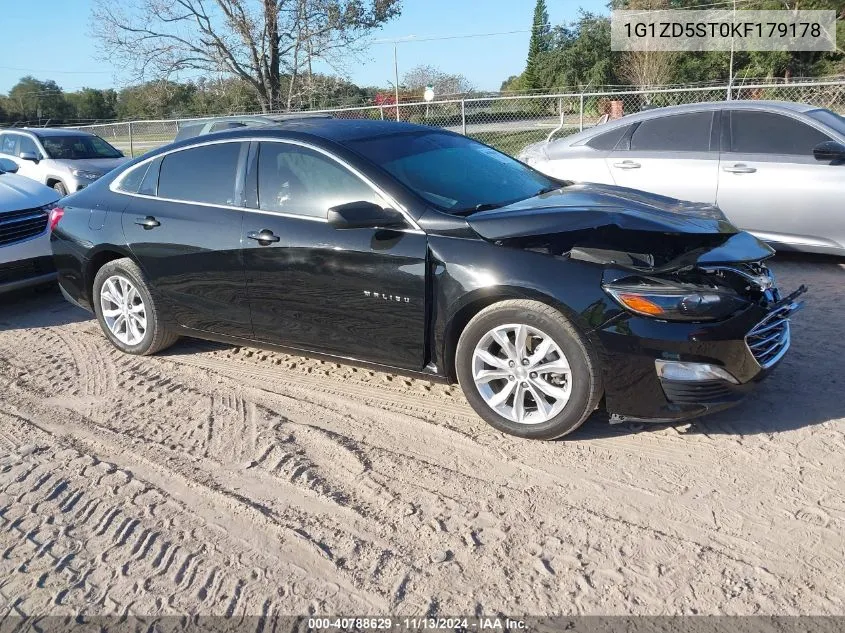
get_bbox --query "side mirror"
[19,151,39,163]
[813,140,845,162]
[0,157,18,174]
[327,201,406,230]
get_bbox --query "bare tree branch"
[91,0,401,111]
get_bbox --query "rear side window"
[0,134,18,155]
[586,126,628,150]
[729,110,831,155]
[256,142,384,218]
[174,123,204,142]
[210,121,246,133]
[116,162,150,193]
[158,142,245,205]
[629,112,713,152]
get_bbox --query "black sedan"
[50,120,805,440]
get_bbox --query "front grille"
[746,305,792,369]
[0,207,49,247]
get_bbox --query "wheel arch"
[85,246,136,301]
[45,175,68,190]
[440,286,592,383]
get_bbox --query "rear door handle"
[723,164,757,174]
[613,160,641,169]
[247,229,281,245]
[134,216,160,229]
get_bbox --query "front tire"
[92,258,178,355]
[456,300,602,440]
[52,181,68,196]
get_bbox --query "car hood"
[467,183,735,238]
[59,157,128,175]
[0,173,60,212]
[466,182,773,268]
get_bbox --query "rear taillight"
[49,207,64,231]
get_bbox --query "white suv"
[0,158,61,293]
[0,128,127,196]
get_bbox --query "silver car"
[173,113,332,142]
[0,128,128,196]
[519,101,845,255]
[0,158,60,293]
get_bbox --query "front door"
[604,110,720,204]
[717,109,845,251]
[121,141,253,338]
[242,140,428,370]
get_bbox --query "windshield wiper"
[451,202,504,216]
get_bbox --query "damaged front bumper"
[596,284,807,423]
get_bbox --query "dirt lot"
[0,256,843,618]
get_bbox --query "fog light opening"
[655,360,739,384]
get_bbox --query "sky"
[0,0,608,96]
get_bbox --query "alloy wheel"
[471,323,572,424]
[100,275,147,346]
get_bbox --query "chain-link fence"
[68,80,845,159]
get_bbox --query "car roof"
[551,100,823,149]
[619,100,815,122]
[4,127,97,138]
[168,118,436,148]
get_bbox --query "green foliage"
[506,0,844,91]
[523,0,551,90]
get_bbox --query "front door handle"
[613,160,641,169]
[247,229,281,245]
[723,164,757,174]
[134,216,160,229]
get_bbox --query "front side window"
[806,108,845,137]
[629,112,713,152]
[346,131,557,214]
[729,111,831,155]
[40,135,123,160]
[256,142,385,218]
[18,135,39,156]
[158,142,245,206]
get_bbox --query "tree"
[402,65,474,98]
[7,76,71,122]
[91,0,402,113]
[523,0,551,91]
[65,88,118,122]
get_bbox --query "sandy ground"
[0,256,843,619]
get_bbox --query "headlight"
[603,282,748,321]
[71,169,101,181]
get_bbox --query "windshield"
[347,131,559,214]
[807,109,845,137]
[40,135,123,160]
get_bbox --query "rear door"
[242,140,428,370]
[717,109,844,251]
[604,110,719,203]
[121,140,253,338]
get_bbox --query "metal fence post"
[380,106,385,120]
[128,121,134,158]
[579,94,584,132]
[461,100,466,135]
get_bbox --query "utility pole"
[727,0,737,100]
[393,42,400,121]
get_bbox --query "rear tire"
[92,258,178,355]
[52,181,68,196]
[455,300,602,440]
